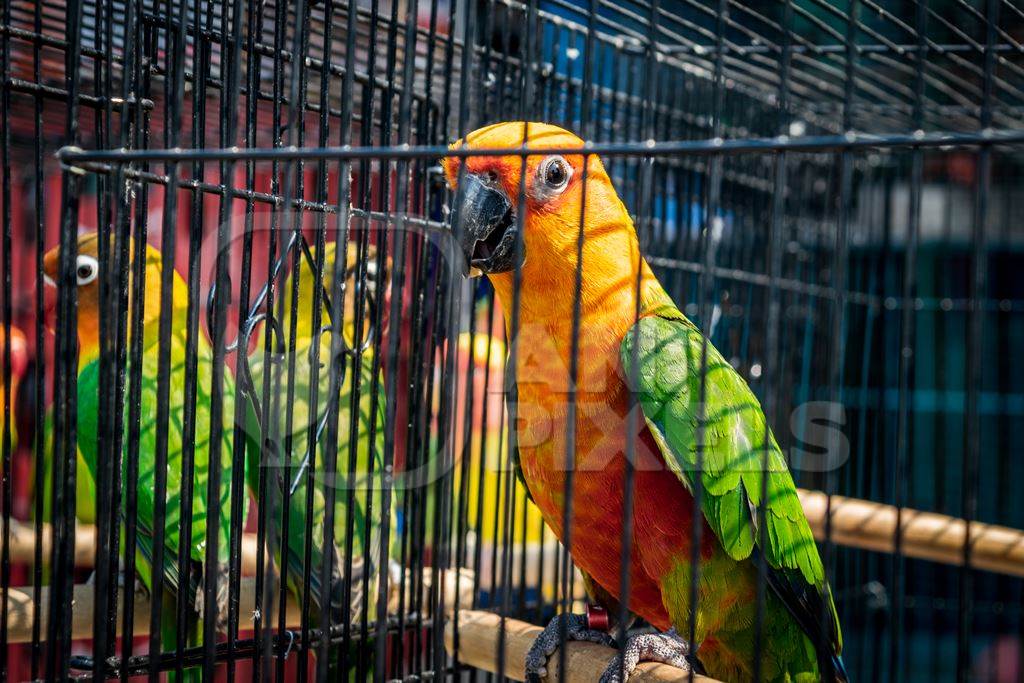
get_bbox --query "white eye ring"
[534,155,572,200]
[76,254,99,286]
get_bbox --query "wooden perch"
[4,578,297,645]
[5,520,260,574]
[445,609,717,682]
[6,490,1023,580]
[797,490,1024,578]
[3,568,474,644]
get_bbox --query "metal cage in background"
[0,0,1022,681]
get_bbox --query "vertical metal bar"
[295,0,335,680]
[372,0,419,675]
[148,0,189,677]
[201,0,245,677]
[958,1,998,680]
[269,1,313,678]
[687,2,726,680]
[616,5,662,683]
[550,0,596,679]
[0,0,11,670]
[256,0,289,673]
[244,0,274,675]
[315,0,361,675]
[890,3,929,681]
[753,2,792,680]
[118,0,153,677]
[222,1,253,678]
[91,0,118,669]
[556,143,591,675]
[173,1,211,674]
[47,0,87,677]
[295,5,337,674]
[29,0,48,673]
[820,5,859,681]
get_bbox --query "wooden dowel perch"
[444,610,718,682]
[797,490,1024,578]
[8,490,1024,577]
[3,568,474,644]
[5,520,260,574]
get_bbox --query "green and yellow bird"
[243,240,395,673]
[444,122,846,683]
[44,233,241,680]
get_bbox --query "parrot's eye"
[76,255,99,286]
[536,155,572,198]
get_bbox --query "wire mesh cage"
[0,0,1022,681]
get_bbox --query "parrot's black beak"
[452,173,522,276]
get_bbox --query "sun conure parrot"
[241,240,395,673]
[443,122,846,683]
[43,233,241,680]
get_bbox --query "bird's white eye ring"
[535,155,572,198]
[76,254,99,286]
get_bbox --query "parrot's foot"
[597,629,691,683]
[524,613,617,682]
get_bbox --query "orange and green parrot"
[443,123,846,683]
[43,233,240,680]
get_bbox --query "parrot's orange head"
[443,122,638,303]
[42,232,171,365]
[43,233,103,358]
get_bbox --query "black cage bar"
[1,0,1023,682]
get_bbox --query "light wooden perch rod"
[796,490,1024,578]
[7,489,1024,577]
[3,569,474,644]
[444,609,718,682]
[6,520,260,574]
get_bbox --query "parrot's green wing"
[621,310,842,661]
[75,330,236,605]
[39,408,97,528]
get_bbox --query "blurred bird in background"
[241,240,398,677]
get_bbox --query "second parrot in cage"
[241,240,396,674]
[43,234,241,681]
[444,123,846,683]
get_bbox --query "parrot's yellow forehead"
[442,122,585,189]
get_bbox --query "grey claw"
[598,629,691,683]
[525,613,617,680]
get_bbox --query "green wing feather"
[75,326,237,607]
[621,308,841,656]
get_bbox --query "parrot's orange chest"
[510,313,705,630]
